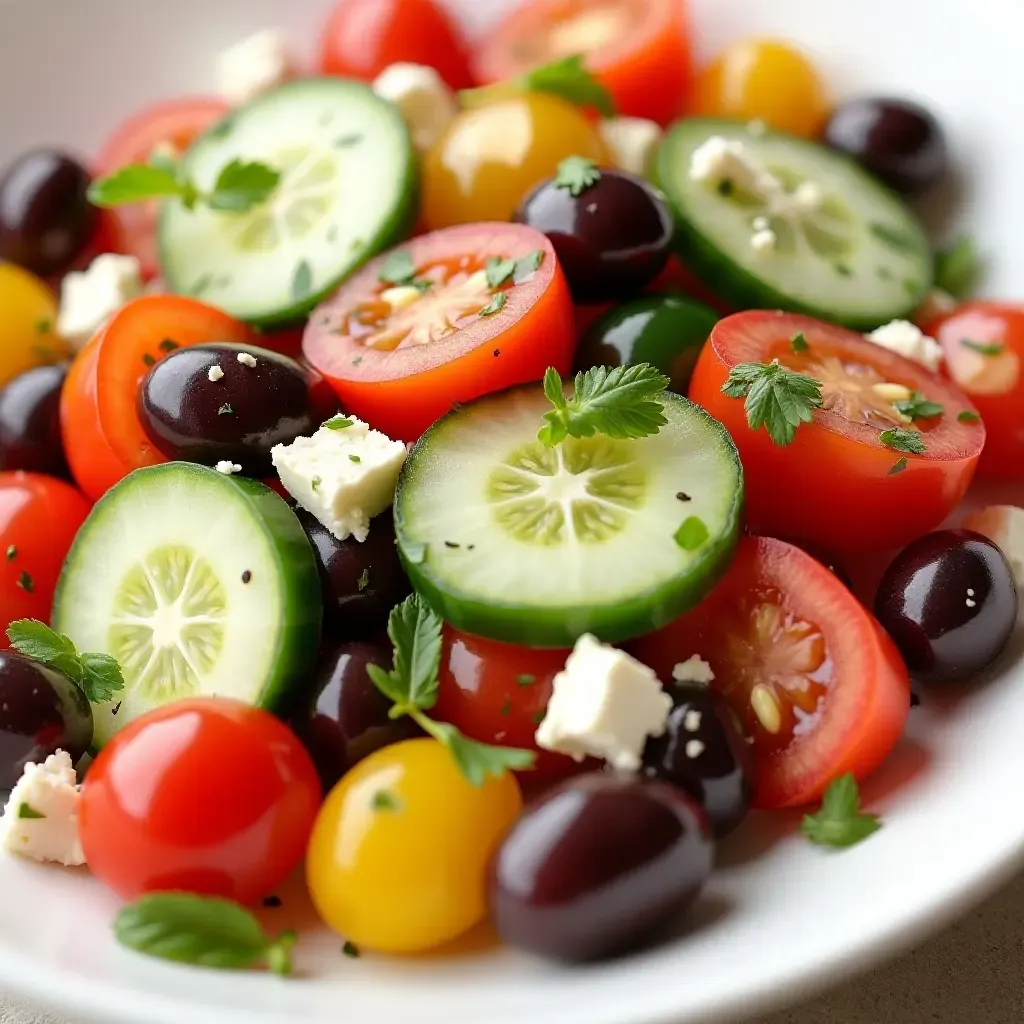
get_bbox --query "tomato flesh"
[631,537,910,809]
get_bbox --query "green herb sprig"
[892,391,944,421]
[801,774,882,849]
[554,155,601,197]
[721,360,823,446]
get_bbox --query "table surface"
[3,872,1023,1024]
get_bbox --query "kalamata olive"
[0,363,69,478]
[642,684,755,837]
[490,772,713,962]
[823,97,948,196]
[575,294,718,393]
[0,150,97,276]
[515,168,673,302]
[292,507,411,640]
[290,642,420,789]
[138,342,340,476]
[0,650,92,789]
[874,529,1018,683]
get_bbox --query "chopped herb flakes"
[957,410,981,424]
[217,404,233,416]
[370,790,400,812]
[5,545,15,561]
[342,940,360,958]
[478,292,506,316]
[554,155,601,197]
[888,457,908,476]
[348,454,361,463]
[17,803,45,820]
[879,427,927,454]
[674,516,709,551]
[357,568,369,591]
[16,571,34,593]
[960,338,1005,356]
[790,332,809,354]
[516,674,536,687]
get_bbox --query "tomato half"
[94,98,230,279]
[472,0,695,126]
[303,224,574,440]
[80,698,321,904]
[318,0,474,91]
[0,262,68,389]
[630,537,910,809]
[689,311,984,553]
[925,301,1024,480]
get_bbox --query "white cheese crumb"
[372,63,457,151]
[966,598,977,608]
[208,365,224,382]
[535,635,672,772]
[672,655,716,685]
[0,751,85,866]
[962,505,1024,589]
[751,228,778,255]
[685,739,706,759]
[597,117,663,177]
[683,710,703,732]
[215,461,242,475]
[57,254,144,349]
[689,136,774,195]
[380,285,423,311]
[237,352,257,367]
[216,28,294,107]
[865,320,944,372]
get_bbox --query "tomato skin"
[318,0,474,91]
[630,537,911,809]
[689,311,983,554]
[0,472,91,642]
[80,698,321,904]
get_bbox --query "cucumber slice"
[395,384,744,647]
[159,78,416,328]
[655,118,933,330]
[52,463,322,747]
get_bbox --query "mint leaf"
[801,774,881,849]
[87,164,187,207]
[485,257,517,289]
[879,427,927,454]
[422,719,536,786]
[520,54,616,117]
[935,235,982,300]
[554,155,601,197]
[721,360,823,446]
[206,159,280,214]
[892,391,944,420]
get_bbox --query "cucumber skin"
[394,387,745,649]
[52,463,323,745]
[653,119,932,332]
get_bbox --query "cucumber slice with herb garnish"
[654,118,933,330]
[52,463,322,747]
[395,365,744,648]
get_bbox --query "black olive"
[0,363,69,478]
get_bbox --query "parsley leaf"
[6,619,125,704]
[519,54,616,116]
[205,159,281,214]
[554,155,601,197]
[892,391,944,420]
[485,257,517,289]
[721,360,823,446]
[87,164,190,207]
[801,774,881,849]
[888,457,908,476]
[478,292,506,316]
[960,338,1005,357]
[513,250,544,284]
[790,332,809,354]
[957,410,981,424]
[424,721,537,787]
[879,427,927,454]
[934,234,982,300]
[378,250,416,286]
[538,363,670,447]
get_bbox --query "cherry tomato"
[0,262,68,389]
[306,738,522,953]
[80,698,321,904]
[433,626,583,787]
[630,537,910,809]
[0,472,90,643]
[94,98,230,279]
[472,0,694,126]
[303,224,574,440]
[691,38,829,138]
[421,93,606,231]
[925,301,1024,479]
[688,311,983,553]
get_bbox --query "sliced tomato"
[303,223,574,441]
[630,537,910,809]
[94,97,230,279]
[472,0,694,126]
[689,311,984,553]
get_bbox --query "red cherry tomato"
[0,472,91,643]
[80,698,321,904]
[94,98,230,279]
[925,301,1024,480]
[688,311,983,553]
[318,0,474,91]
[630,537,910,809]
[303,224,574,441]
[472,0,694,126]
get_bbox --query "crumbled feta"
[208,365,224,382]
[271,418,407,543]
[0,751,85,867]
[597,117,662,177]
[792,180,824,213]
[372,63,457,151]
[236,352,257,367]
[57,254,144,348]
[689,136,774,195]
[217,28,293,107]
[672,655,716,685]
[962,505,1024,589]
[751,228,777,255]
[215,461,242,475]
[380,285,423,311]
[865,320,944,372]
[535,634,672,771]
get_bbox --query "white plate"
[1,1,1023,1022]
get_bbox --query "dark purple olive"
[823,97,948,196]
[490,772,713,962]
[0,650,92,789]
[292,506,411,640]
[138,342,340,476]
[0,150,97,276]
[290,642,420,789]
[642,685,755,838]
[515,168,673,302]
[0,363,69,478]
[874,529,1018,683]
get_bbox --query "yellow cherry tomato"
[691,38,829,138]
[306,738,523,954]
[421,92,607,230]
[0,262,68,388]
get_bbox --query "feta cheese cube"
[865,320,944,372]
[598,117,662,177]
[0,750,85,867]
[672,655,715,685]
[962,505,1024,589]
[535,634,672,771]
[208,365,224,382]
[272,417,407,542]
[217,28,294,107]
[372,63,457,152]
[57,254,144,349]
[215,461,242,475]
